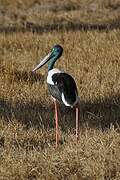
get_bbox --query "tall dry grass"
[0,0,120,179]
[0,0,120,28]
[0,30,120,179]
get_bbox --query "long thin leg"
[54,99,59,148]
[48,102,54,129]
[76,103,80,143]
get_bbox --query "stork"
[32,44,80,147]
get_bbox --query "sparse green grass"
[0,0,120,179]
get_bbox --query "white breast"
[47,68,64,85]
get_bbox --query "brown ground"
[0,0,120,179]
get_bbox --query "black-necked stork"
[32,45,80,147]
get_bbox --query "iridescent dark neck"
[48,45,63,71]
[48,57,57,71]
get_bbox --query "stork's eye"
[52,48,55,52]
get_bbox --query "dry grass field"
[0,0,120,179]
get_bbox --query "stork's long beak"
[32,52,53,72]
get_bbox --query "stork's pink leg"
[54,99,59,148]
[76,103,80,143]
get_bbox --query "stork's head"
[32,44,63,72]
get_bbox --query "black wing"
[48,73,78,106]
